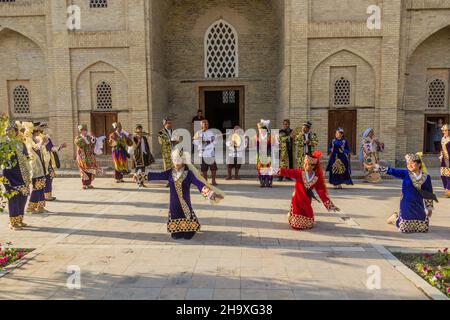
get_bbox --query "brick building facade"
[1,0,450,166]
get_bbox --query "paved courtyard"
[0,177,449,300]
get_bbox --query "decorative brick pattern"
[0,0,449,167]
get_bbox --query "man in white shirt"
[193,120,218,185]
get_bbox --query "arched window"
[334,77,351,106]
[13,85,30,114]
[96,81,112,110]
[90,0,108,8]
[205,20,238,79]
[428,79,446,108]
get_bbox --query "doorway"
[200,86,244,133]
[91,112,117,155]
[328,110,357,154]
[424,114,449,154]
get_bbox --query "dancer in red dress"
[275,151,340,230]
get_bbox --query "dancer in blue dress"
[326,128,353,189]
[380,153,437,233]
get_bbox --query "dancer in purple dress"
[144,150,224,240]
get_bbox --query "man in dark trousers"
[132,124,154,187]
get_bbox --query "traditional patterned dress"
[279,128,293,170]
[132,135,154,173]
[75,135,100,187]
[361,136,381,183]
[275,168,336,230]
[147,168,214,239]
[326,138,353,186]
[43,137,62,200]
[158,128,175,171]
[109,131,132,180]
[293,130,318,168]
[386,168,434,233]
[256,130,274,187]
[2,142,31,228]
[26,137,48,212]
[440,136,450,197]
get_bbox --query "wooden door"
[199,86,245,130]
[91,112,117,155]
[328,110,357,154]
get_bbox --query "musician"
[226,125,247,180]
[132,125,155,187]
[193,119,218,186]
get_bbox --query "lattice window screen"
[90,0,107,8]
[13,85,30,114]
[205,20,238,79]
[428,79,446,108]
[96,81,112,109]
[333,77,351,106]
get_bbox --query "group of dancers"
[2,121,67,230]
[2,117,450,238]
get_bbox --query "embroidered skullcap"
[163,117,172,125]
[78,124,88,131]
[304,151,322,166]
[303,121,312,128]
[442,124,449,131]
[337,127,344,134]
[405,153,420,163]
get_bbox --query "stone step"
[61,153,444,170]
[55,167,444,181]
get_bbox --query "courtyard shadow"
[0,266,424,300]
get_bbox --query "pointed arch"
[75,60,127,84]
[408,22,450,60]
[0,26,46,53]
[75,60,128,113]
[204,19,239,79]
[310,49,376,109]
[311,49,376,78]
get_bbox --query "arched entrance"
[404,25,450,154]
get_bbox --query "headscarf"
[306,150,325,185]
[407,152,428,175]
[359,128,374,163]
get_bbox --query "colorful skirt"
[112,148,130,174]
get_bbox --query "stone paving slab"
[0,177,449,300]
